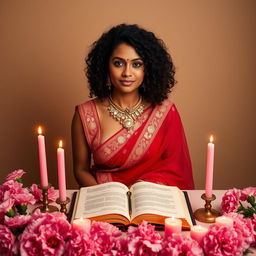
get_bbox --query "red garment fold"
[78,99,194,189]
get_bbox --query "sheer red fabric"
[78,99,194,190]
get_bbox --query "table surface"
[64,189,255,255]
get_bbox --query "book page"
[130,181,186,220]
[74,182,130,220]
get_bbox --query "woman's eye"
[113,61,124,67]
[133,62,143,68]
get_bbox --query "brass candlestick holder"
[36,184,59,213]
[56,197,70,214]
[194,193,220,223]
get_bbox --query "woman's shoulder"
[156,99,181,119]
[77,98,96,108]
[156,98,177,110]
[78,97,108,108]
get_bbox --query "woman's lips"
[119,80,135,86]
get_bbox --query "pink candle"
[190,225,208,244]
[215,216,233,227]
[72,217,91,232]
[164,217,182,237]
[205,135,215,198]
[57,140,66,201]
[37,126,48,187]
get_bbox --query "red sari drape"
[78,99,194,190]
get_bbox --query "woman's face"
[108,43,144,95]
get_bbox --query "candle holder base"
[37,204,59,213]
[194,193,220,223]
[56,197,70,214]
[35,183,59,213]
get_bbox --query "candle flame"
[59,140,63,148]
[210,135,213,143]
[38,126,42,135]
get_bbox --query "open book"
[71,181,195,230]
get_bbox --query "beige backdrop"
[0,0,255,190]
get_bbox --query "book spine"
[127,191,132,216]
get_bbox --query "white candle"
[205,135,215,198]
[57,140,66,201]
[37,126,48,187]
[190,225,208,244]
[72,217,91,232]
[215,216,233,227]
[164,217,182,237]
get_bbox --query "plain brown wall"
[1,0,255,190]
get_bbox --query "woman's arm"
[71,109,98,187]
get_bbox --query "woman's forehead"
[110,43,141,60]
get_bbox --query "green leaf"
[15,177,23,184]
[247,195,255,205]
[237,205,243,212]
[6,208,16,217]
[16,204,27,215]
[243,248,253,255]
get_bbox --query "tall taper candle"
[205,135,215,198]
[37,126,48,187]
[57,140,66,201]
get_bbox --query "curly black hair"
[86,24,176,104]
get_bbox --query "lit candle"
[190,225,208,244]
[37,126,48,187]
[72,217,91,232]
[205,135,215,198]
[215,216,233,227]
[57,140,66,201]
[164,217,182,237]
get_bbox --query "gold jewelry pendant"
[107,97,145,129]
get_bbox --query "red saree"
[78,99,194,190]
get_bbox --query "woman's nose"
[122,64,132,77]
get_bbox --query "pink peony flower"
[12,192,36,205]
[225,212,255,249]
[0,188,4,202]
[19,210,71,256]
[0,212,5,224]
[113,237,130,256]
[252,214,256,247]
[4,214,31,229]
[202,225,244,256]
[65,229,94,256]
[240,187,256,201]
[125,221,163,255]
[90,220,122,238]
[0,224,16,256]
[90,221,122,255]
[0,198,15,214]
[30,184,56,202]
[5,169,26,182]
[1,180,23,195]
[160,233,204,256]
[66,221,122,256]
[221,188,242,214]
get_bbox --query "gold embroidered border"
[123,99,172,169]
[78,100,101,151]
[94,108,151,164]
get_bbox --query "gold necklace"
[107,96,145,129]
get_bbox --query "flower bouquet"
[0,169,256,256]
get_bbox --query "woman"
[72,24,194,189]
